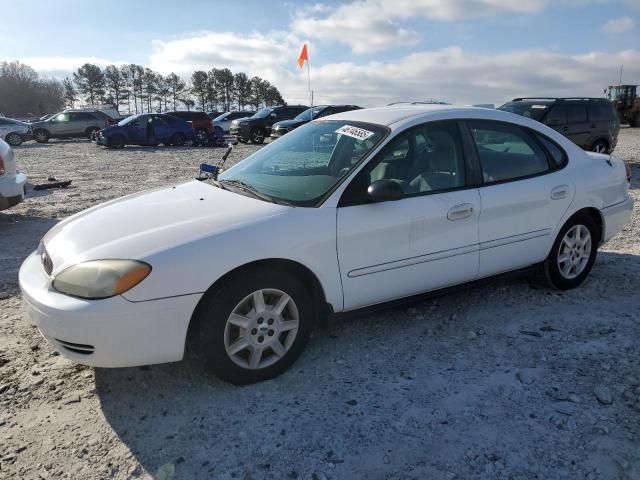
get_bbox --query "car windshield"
[252,108,273,119]
[498,101,552,121]
[217,120,388,206]
[294,107,326,121]
[118,115,141,126]
[213,113,230,121]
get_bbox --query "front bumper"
[270,128,289,139]
[602,195,634,243]
[230,125,250,139]
[0,172,27,211]
[19,252,201,367]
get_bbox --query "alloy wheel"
[5,133,22,146]
[557,224,592,279]
[592,142,607,154]
[223,288,299,370]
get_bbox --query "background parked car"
[96,113,194,148]
[270,104,362,139]
[230,105,308,144]
[207,111,225,120]
[213,111,256,134]
[0,139,27,211]
[165,110,214,145]
[498,98,620,153]
[0,118,32,146]
[29,110,111,143]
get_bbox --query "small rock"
[466,331,478,340]
[62,393,81,405]
[516,370,535,385]
[155,463,175,480]
[594,385,613,405]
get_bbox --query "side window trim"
[462,119,556,187]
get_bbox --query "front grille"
[41,248,53,276]
[55,338,95,355]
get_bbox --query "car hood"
[273,119,307,129]
[42,180,287,276]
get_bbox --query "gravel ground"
[0,129,639,480]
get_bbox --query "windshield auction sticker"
[335,125,375,141]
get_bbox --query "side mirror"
[367,179,403,202]
[269,113,277,118]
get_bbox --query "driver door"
[336,121,481,310]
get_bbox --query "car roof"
[326,105,510,127]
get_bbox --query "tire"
[250,128,265,144]
[171,132,186,146]
[86,127,100,140]
[194,128,208,146]
[590,139,608,154]
[631,112,640,128]
[34,129,50,143]
[5,132,23,146]
[190,268,313,384]
[107,134,125,149]
[537,213,599,290]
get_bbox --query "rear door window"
[545,105,567,126]
[567,104,587,124]
[588,104,614,122]
[467,121,551,183]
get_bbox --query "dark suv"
[230,105,308,144]
[498,98,620,153]
[270,105,362,139]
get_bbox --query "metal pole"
[306,56,312,109]
[619,64,624,85]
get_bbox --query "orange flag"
[298,44,308,68]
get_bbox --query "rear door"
[464,120,574,277]
[564,104,590,148]
[151,115,172,141]
[48,113,73,136]
[587,103,618,149]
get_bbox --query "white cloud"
[267,48,640,107]
[602,16,635,33]
[16,56,122,78]
[292,0,599,53]
[148,31,301,74]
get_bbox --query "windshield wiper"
[219,179,291,205]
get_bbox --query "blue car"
[96,113,194,148]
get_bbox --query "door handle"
[447,203,475,221]
[562,126,569,132]
[550,185,569,200]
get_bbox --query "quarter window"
[536,134,567,168]
[362,121,466,196]
[588,104,614,122]
[468,122,550,183]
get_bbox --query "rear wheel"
[34,129,50,143]
[190,269,313,384]
[5,132,23,146]
[591,139,608,154]
[194,128,208,146]
[86,127,100,140]
[537,213,599,290]
[171,132,186,146]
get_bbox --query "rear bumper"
[19,252,201,367]
[0,172,27,211]
[602,195,634,243]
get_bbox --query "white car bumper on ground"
[602,195,634,243]
[0,172,27,211]
[19,252,201,367]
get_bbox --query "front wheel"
[194,128,208,146]
[538,214,599,290]
[250,128,265,144]
[190,269,313,384]
[5,132,23,146]
[34,129,50,143]
[591,140,608,154]
[107,134,125,149]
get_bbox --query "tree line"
[0,61,65,117]
[66,63,285,114]
[0,60,287,117]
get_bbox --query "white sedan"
[0,139,27,211]
[19,106,633,384]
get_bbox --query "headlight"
[239,121,248,126]
[52,260,151,299]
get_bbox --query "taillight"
[0,154,5,176]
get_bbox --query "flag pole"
[306,49,313,111]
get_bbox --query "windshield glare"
[118,115,140,126]
[294,107,326,121]
[498,102,551,121]
[218,120,387,206]
[252,108,273,119]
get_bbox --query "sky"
[2,0,640,107]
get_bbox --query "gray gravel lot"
[1,129,639,480]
